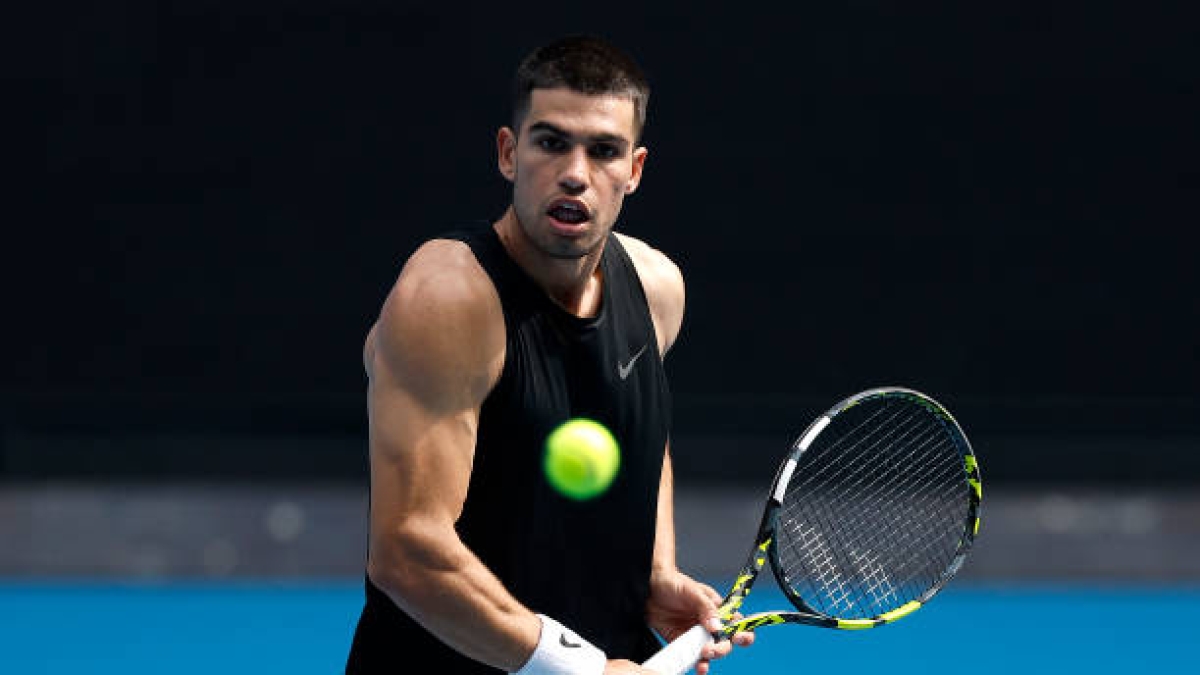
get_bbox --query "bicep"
[365,248,505,553]
[367,355,478,537]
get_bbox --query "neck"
[494,207,605,318]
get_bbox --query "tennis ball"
[544,418,620,500]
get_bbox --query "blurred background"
[5,1,1199,672]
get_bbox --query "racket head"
[762,386,981,629]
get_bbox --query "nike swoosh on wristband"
[559,633,582,649]
[617,343,649,380]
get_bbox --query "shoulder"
[365,238,505,400]
[388,238,500,318]
[614,232,686,355]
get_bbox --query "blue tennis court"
[3,581,1197,674]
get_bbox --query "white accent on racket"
[642,624,713,675]
[797,415,831,451]
[772,458,797,503]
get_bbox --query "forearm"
[369,517,539,671]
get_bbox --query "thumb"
[684,582,723,629]
[682,577,722,613]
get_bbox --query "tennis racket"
[643,386,982,675]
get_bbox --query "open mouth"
[547,199,591,225]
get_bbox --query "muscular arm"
[363,240,540,670]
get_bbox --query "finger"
[704,639,733,660]
[732,631,756,647]
[703,616,727,644]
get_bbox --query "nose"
[558,147,589,195]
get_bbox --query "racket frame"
[714,386,982,635]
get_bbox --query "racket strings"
[787,425,964,615]
[822,428,964,567]
[788,411,960,570]
[775,397,969,619]
[788,403,910,493]
[782,478,954,617]
[790,405,936,496]
[798,429,964,614]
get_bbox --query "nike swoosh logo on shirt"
[560,633,581,649]
[617,343,649,380]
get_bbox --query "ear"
[625,146,649,194]
[497,127,517,182]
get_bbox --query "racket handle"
[641,624,714,675]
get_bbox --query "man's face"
[498,88,647,259]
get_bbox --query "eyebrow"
[527,121,630,147]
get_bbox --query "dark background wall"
[7,2,1198,485]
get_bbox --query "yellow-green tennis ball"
[544,418,620,500]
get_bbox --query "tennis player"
[345,35,753,674]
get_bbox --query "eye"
[589,143,621,160]
[536,136,567,152]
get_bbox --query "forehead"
[522,88,637,141]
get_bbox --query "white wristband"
[512,614,607,675]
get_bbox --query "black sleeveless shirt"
[346,226,673,673]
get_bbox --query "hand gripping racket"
[643,387,982,675]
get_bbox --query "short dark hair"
[511,35,650,142]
